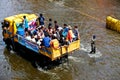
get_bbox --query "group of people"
[1,13,96,53]
[23,13,80,49]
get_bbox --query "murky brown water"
[0,0,120,80]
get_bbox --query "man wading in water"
[90,35,96,54]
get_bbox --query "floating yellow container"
[106,16,120,33]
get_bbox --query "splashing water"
[37,66,60,80]
[81,44,102,58]
[81,43,91,53]
[68,56,85,63]
[36,61,60,80]
[10,50,15,54]
[88,51,102,58]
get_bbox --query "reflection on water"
[0,0,120,80]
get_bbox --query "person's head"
[23,16,26,19]
[45,33,49,37]
[37,36,40,39]
[64,24,67,26]
[40,14,43,17]
[49,18,52,21]
[52,30,55,34]
[28,31,31,36]
[63,24,67,28]
[74,26,78,29]
[38,28,41,32]
[52,34,57,39]
[3,26,7,30]
[68,25,72,30]
[56,28,60,31]
[92,34,96,39]
[54,20,57,24]
[1,22,3,25]
[5,21,9,27]
[25,31,29,36]
[31,34,34,38]
[74,26,78,30]
[41,26,44,30]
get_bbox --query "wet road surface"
[0,0,120,80]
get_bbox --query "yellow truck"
[2,13,80,64]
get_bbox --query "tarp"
[17,35,39,53]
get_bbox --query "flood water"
[0,0,120,80]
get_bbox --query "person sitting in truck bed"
[50,35,60,49]
[36,36,42,46]
[31,34,36,43]
[62,24,69,38]
[25,31,31,41]
[73,26,80,41]
[37,27,45,39]
[41,34,51,48]
[66,25,75,43]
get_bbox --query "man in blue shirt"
[42,34,51,47]
[62,24,69,37]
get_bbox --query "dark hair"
[93,35,96,39]
[41,26,44,29]
[40,14,43,16]
[5,21,9,27]
[1,22,3,25]
[28,31,32,36]
[45,34,49,37]
[23,16,26,19]
[54,20,57,23]
[52,36,56,39]
[74,26,78,28]
[49,18,52,21]
[64,24,67,26]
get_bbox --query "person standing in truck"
[23,16,29,31]
[48,18,52,29]
[38,13,45,27]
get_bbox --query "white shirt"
[37,40,41,46]
[31,38,36,43]
[26,36,31,40]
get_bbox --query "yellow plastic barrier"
[106,16,120,33]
